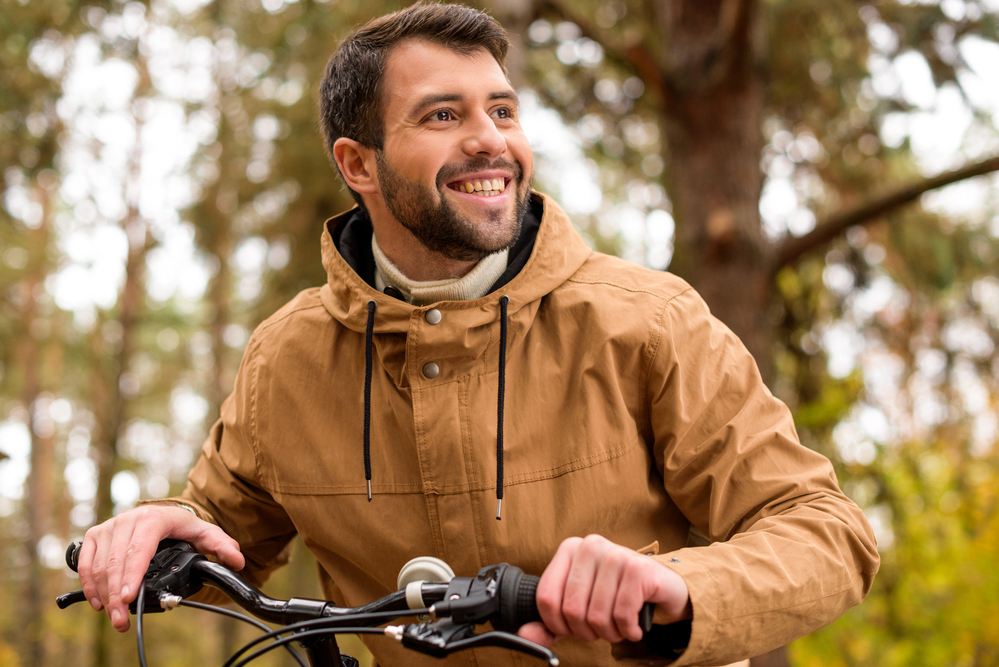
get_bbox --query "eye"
[491,107,513,120]
[428,109,454,122]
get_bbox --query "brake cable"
[221,608,429,667]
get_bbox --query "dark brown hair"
[319,3,510,206]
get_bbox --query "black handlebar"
[59,539,655,666]
[62,540,556,631]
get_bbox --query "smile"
[447,178,508,196]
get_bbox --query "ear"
[333,138,378,195]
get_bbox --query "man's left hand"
[518,534,692,647]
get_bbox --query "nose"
[460,111,506,157]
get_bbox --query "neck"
[376,229,478,280]
[367,203,477,280]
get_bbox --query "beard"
[375,152,531,262]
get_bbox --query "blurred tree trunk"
[207,161,240,665]
[655,0,773,378]
[199,13,242,654]
[89,105,154,667]
[21,189,53,667]
[651,3,783,664]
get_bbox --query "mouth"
[446,177,509,197]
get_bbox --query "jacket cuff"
[652,549,720,667]
[136,498,220,526]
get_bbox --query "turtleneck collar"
[371,235,509,306]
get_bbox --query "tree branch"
[694,0,755,91]
[772,155,999,272]
[530,0,675,109]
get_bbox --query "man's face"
[373,39,534,262]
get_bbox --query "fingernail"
[89,598,101,610]
[111,609,120,626]
[121,585,130,599]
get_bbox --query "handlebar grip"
[494,567,541,632]
[494,564,656,634]
[66,541,82,573]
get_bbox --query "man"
[78,4,879,665]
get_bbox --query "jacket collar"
[318,192,592,333]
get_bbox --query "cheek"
[508,136,534,178]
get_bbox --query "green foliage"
[793,440,999,666]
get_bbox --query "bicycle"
[58,539,655,667]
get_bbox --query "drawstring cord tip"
[495,498,502,520]
[367,480,372,502]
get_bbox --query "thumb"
[197,527,246,571]
[517,621,556,648]
[172,520,246,571]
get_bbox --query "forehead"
[381,39,512,113]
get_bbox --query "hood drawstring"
[360,295,511,519]
[364,300,376,501]
[496,295,509,520]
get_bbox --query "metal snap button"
[425,308,442,325]
[422,362,440,379]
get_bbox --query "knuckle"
[535,589,559,615]
[105,554,122,573]
[586,609,610,632]
[562,599,586,623]
[85,521,108,542]
[613,606,634,628]
[580,534,608,554]
[559,536,583,554]
[605,548,626,567]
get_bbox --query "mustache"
[436,157,523,189]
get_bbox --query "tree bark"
[658,0,773,379]
[21,192,52,667]
[89,102,153,667]
[652,3,788,666]
[207,133,239,666]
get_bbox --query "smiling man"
[331,36,532,281]
[77,4,879,666]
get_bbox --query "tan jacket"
[175,193,878,666]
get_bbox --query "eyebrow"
[410,90,519,115]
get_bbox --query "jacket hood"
[318,192,592,332]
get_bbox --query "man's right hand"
[77,505,244,633]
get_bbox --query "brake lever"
[57,539,205,612]
[390,620,559,666]
[128,539,207,615]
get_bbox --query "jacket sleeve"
[145,338,299,598]
[646,287,879,666]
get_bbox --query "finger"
[105,515,139,632]
[119,516,171,609]
[517,621,556,648]
[614,558,651,642]
[91,523,114,613]
[586,548,627,643]
[561,536,608,641]
[77,530,102,611]
[535,537,581,637]
[183,523,245,571]
[648,560,693,623]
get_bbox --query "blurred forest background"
[2,0,999,665]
